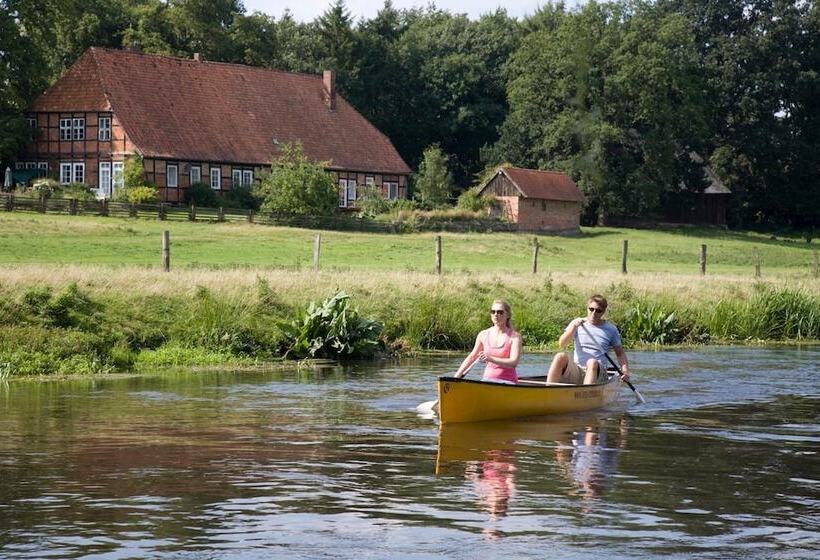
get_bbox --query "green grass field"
[0,212,816,277]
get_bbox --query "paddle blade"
[416,400,438,413]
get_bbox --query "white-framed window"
[98,117,111,140]
[365,176,375,187]
[112,162,124,191]
[385,181,398,201]
[210,167,221,190]
[190,165,201,185]
[60,161,84,184]
[338,178,357,207]
[24,162,36,169]
[232,168,254,188]
[167,163,178,188]
[99,162,112,198]
[26,117,36,129]
[72,118,85,140]
[15,162,23,169]
[73,162,84,184]
[60,163,72,184]
[60,118,72,140]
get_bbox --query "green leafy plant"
[183,182,220,207]
[126,185,160,204]
[281,292,383,359]
[622,302,683,344]
[254,142,337,216]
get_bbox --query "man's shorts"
[559,361,587,385]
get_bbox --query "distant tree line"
[1,0,817,231]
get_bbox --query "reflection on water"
[0,347,818,559]
[437,413,631,539]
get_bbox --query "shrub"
[254,143,337,216]
[222,185,259,210]
[414,144,455,207]
[357,185,391,217]
[457,187,495,212]
[621,302,684,344]
[125,185,160,204]
[31,178,59,199]
[183,182,220,207]
[59,182,97,201]
[281,292,384,359]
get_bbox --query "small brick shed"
[478,167,585,232]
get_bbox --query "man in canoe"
[546,294,630,385]
[453,299,523,384]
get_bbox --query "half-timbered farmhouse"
[478,167,585,232]
[19,47,411,205]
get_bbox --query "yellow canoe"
[436,373,622,424]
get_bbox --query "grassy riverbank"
[0,265,818,376]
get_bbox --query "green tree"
[494,1,706,223]
[254,143,337,216]
[0,0,49,165]
[414,144,454,207]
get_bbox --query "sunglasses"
[490,309,506,315]
[588,307,605,314]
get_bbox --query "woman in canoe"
[453,299,522,384]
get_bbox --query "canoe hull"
[436,374,622,424]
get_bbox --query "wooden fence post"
[531,237,539,274]
[247,209,255,223]
[435,235,442,275]
[622,240,629,275]
[39,196,47,213]
[218,206,224,222]
[4,194,13,212]
[129,203,137,218]
[700,244,707,275]
[313,233,321,272]
[754,248,761,278]
[814,251,819,279]
[189,203,196,221]
[159,203,167,220]
[69,198,78,216]
[100,199,109,217]
[161,230,170,272]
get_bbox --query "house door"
[98,162,112,199]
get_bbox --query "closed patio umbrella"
[3,166,11,189]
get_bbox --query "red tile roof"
[30,48,411,174]
[500,167,584,202]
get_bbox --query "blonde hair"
[492,299,513,330]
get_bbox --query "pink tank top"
[483,329,518,383]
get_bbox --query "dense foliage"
[254,143,337,216]
[1,0,817,231]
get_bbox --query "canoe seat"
[517,379,576,387]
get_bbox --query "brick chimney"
[323,70,336,111]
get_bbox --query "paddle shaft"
[578,321,646,403]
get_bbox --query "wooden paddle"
[579,320,646,404]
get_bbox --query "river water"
[0,347,818,559]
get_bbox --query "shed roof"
[481,167,584,202]
[29,48,410,174]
